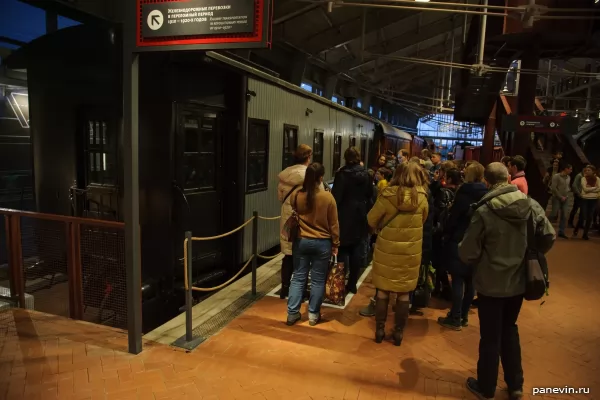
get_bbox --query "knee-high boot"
[393,300,410,346]
[374,296,389,343]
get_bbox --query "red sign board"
[136,0,272,51]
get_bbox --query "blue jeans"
[287,238,332,316]
[450,273,475,320]
[551,196,569,235]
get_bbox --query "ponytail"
[303,162,325,211]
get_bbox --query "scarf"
[585,175,597,187]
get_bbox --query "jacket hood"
[339,164,369,183]
[380,185,428,212]
[477,184,530,222]
[278,164,306,187]
[459,182,488,202]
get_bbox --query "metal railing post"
[252,211,258,295]
[185,231,193,343]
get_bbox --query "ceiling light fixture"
[415,0,430,2]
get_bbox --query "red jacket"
[511,172,528,195]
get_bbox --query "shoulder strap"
[527,213,536,250]
[284,185,300,204]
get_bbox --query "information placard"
[141,0,255,38]
[136,0,271,51]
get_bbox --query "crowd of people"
[277,144,599,400]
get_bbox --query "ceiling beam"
[273,4,320,25]
[332,13,455,74]
[375,46,464,89]
[301,8,419,56]
[358,25,465,78]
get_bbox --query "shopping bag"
[325,255,346,306]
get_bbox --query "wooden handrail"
[0,208,124,229]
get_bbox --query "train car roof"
[377,121,413,141]
[206,51,392,131]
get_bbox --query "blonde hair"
[390,162,429,207]
[464,161,485,183]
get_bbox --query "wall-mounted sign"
[136,0,271,51]
[502,115,578,135]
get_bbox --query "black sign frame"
[136,0,272,52]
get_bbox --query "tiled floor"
[1,234,599,400]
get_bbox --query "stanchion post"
[185,231,193,343]
[252,211,258,295]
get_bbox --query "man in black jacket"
[332,147,373,294]
[459,162,555,400]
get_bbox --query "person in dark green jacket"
[458,162,555,400]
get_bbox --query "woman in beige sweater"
[287,163,340,327]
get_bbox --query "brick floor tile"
[2,239,599,400]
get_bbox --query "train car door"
[173,104,224,281]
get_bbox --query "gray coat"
[459,185,555,298]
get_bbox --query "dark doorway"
[173,103,225,282]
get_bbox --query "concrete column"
[324,75,338,99]
[288,53,308,86]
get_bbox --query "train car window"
[282,124,298,169]
[85,120,116,185]
[350,137,356,147]
[313,130,324,164]
[333,134,342,172]
[183,116,217,191]
[247,119,270,193]
[360,136,367,163]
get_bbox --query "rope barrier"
[257,215,281,221]
[191,256,254,292]
[257,252,282,260]
[190,217,255,241]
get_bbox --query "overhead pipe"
[477,0,489,75]
[354,0,599,13]
[447,19,456,104]
[296,1,600,19]
[440,37,447,110]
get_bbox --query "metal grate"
[80,225,127,329]
[20,217,69,318]
[191,273,279,341]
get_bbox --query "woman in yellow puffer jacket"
[367,162,429,346]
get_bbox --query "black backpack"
[433,188,455,235]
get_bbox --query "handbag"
[281,191,300,242]
[524,214,549,301]
[325,255,346,306]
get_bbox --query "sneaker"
[558,233,569,239]
[359,299,376,317]
[286,312,301,326]
[308,312,321,326]
[509,389,524,400]
[583,235,590,241]
[461,318,469,327]
[466,377,494,400]
[437,316,462,331]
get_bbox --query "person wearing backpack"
[438,162,488,331]
[458,163,555,400]
[431,167,460,300]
